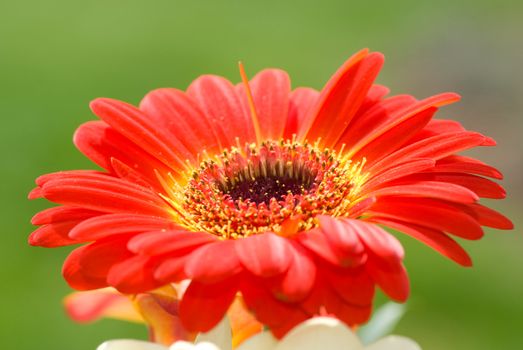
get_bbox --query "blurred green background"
[1,0,521,349]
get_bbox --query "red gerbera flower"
[29,49,512,337]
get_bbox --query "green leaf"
[357,302,407,345]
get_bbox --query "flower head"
[97,317,421,350]
[29,49,512,336]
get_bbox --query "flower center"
[220,164,315,206]
[170,139,366,238]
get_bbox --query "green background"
[1,0,521,349]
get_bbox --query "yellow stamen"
[171,139,368,238]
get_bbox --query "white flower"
[97,339,166,350]
[97,317,420,350]
[236,317,420,350]
[97,340,222,350]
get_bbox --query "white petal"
[170,341,196,350]
[236,331,278,350]
[170,341,221,350]
[275,317,364,350]
[97,339,167,350]
[365,336,421,350]
[195,316,232,350]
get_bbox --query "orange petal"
[228,297,264,348]
[64,288,143,324]
[132,285,197,345]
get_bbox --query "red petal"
[323,289,372,326]
[424,118,466,133]
[348,93,460,163]
[235,233,293,277]
[370,217,472,266]
[180,279,238,332]
[350,106,437,164]
[297,228,354,267]
[40,174,171,218]
[362,158,436,191]
[69,214,177,241]
[301,50,384,147]
[284,87,319,138]
[368,131,488,174]
[268,243,316,302]
[461,203,513,230]
[408,119,466,143]
[411,173,506,199]
[74,121,174,186]
[128,230,216,255]
[29,221,81,247]
[139,88,221,155]
[31,206,100,225]
[366,258,409,302]
[187,75,255,147]
[90,98,192,169]
[356,84,391,114]
[238,69,290,140]
[369,181,479,203]
[325,267,375,306]
[269,313,312,340]
[184,240,243,283]
[62,236,133,290]
[336,94,417,151]
[299,281,325,316]
[317,216,366,266]
[240,280,308,330]
[429,155,503,179]
[369,198,484,240]
[153,254,191,283]
[28,187,43,199]
[36,170,104,187]
[349,196,377,219]
[109,158,155,189]
[107,255,162,293]
[345,219,404,263]
[73,121,115,171]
